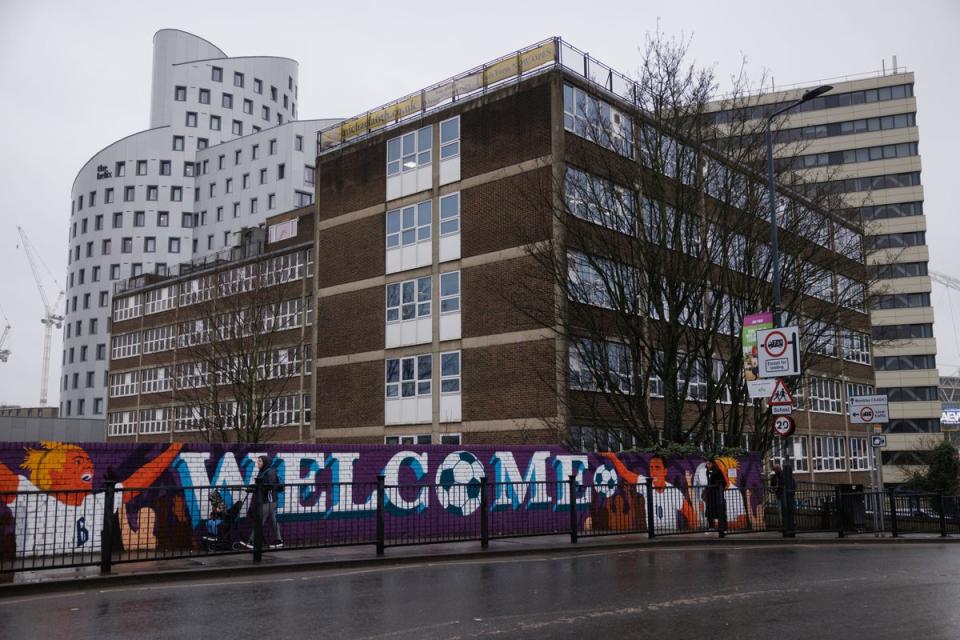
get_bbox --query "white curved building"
[62,29,338,417]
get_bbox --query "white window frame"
[439,192,460,236]
[386,125,432,177]
[109,371,139,397]
[111,332,140,359]
[842,330,872,365]
[139,408,171,434]
[113,294,142,322]
[808,377,842,414]
[141,366,172,394]
[386,200,431,249]
[440,271,460,314]
[385,354,432,399]
[386,276,431,323]
[440,116,460,160]
[142,325,176,354]
[108,411,137,437]
[440,351,461,394]
[568,339,632,394]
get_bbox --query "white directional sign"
[871,435,887,448]
[756,326,801,378]
[771,405,793,415]
[747,379,776,399]
[849,395,890,424]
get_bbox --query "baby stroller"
[201,489,250,552]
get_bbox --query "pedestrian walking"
[243,455,284,549]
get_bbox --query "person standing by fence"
[243,456,284,549]
[704,459,727,533]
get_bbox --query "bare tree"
[511,30,879,456]
[173,256,311,444]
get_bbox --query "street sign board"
[871,435,887,448]
[768,378,793,405]
[771,405,793,415]
[772,415,796,437]
[756,326,800,378]
[747,379,776,399]
[849,395,889,424]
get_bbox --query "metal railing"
[2,479,956,575]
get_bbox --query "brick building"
[311,38,876,483]
[106,206,315,443]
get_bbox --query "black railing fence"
[0,477,955,574]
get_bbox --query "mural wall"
[0,442,764,560]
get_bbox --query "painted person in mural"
[243,455,284,549]
[0,441,182,557]
[692,457,764,531]
[601,453,697,533]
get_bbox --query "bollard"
[252,476,264,562]
[835,486,845,539]
[480,476,489,549]
[646,477,656,539]
[938,491,948,538]
[569,475,578,544]
[376,476,385,556]
[887,488,899,538]
[100,480,116,575]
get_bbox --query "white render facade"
[62,29,337,418]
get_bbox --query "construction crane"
[16,226,65,407]
[0,303,10,363]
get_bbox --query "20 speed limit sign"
[772,415,796,438]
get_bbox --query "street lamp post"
[764,84,832,537]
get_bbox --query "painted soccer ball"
[593,461,619,497]
[436,451,485,516]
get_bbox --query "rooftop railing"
[316,37,643,154]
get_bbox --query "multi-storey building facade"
[311,39,875,483]
[63,29,336,419]
[723,72,939,483]
[106,207,314,442]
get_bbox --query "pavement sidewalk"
[1,529,954,596]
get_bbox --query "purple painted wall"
[0,442,764,559]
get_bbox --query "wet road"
[2,543,959,639]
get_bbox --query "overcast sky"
[0,0,958,408]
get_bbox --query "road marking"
[0,591,88,606]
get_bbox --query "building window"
[842,331,872,365]
[304,165,315,185]
[563,83,634,157]
[813,435,846,472]
[115,161,126,177]
[225,177,233,194]
[134,211,145,227]
[221,92,233,109]
[386,276,431,322]
[850,438,871,470]
[143,237,156,253]
[159,160,171,176]
[262,105,271,121]
[250,198,258,214]
[173,135,184,151]
[110,264,120,279]
[440,116,460,159]
[181,212,194,228]
[132,263,143,276]
[385,355,432,398]
[174,85,186,101]
[111,332,140,359]
[566,167,637,233]
[277,163,285,179]
[233,71,244,88]
[242,173,250,189]
[232,120,243,136]
[212,66,223,82]
[439,193,460,235]
[169,237,181,253]
[268,193,276,209]
[441,351,461,393]
[259,168,267,184]
[197,138,208,150]
[210,114,221,130]
[808,378,842,414]
[254,78,263,94]
[104,189,113,204]
[295,191,312,207]
[243,99,253,114]
[295,135,303,151]
[440,271,460,313]
[146,186,158,201]
[124,186,135,202]
[386,126,432,177]
[771,436,809,472]
[136,160,148,176]
[121,237,133,253]
[198,88,210,104]
[269,139,278,155]
[386,200,431,249]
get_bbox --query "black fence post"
[646,477,656,539]
[480,476,489,549]
[569,475,578,544]
[252,476,264,563]
[835,486,845,538]
[718,487,727,539]
[376,475,385,556]
[938,491,948,538]
[100,480,116,575]
[887,488,899,538]
[783,469,796,538]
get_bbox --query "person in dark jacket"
[704,459,727,532]
[243,455,284,549]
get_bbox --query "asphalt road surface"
[2,543,959,639]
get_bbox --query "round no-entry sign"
[772,415,796,437]
[860,406,875,422]
[763,330,789,358]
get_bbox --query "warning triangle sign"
[768,378,793,406]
